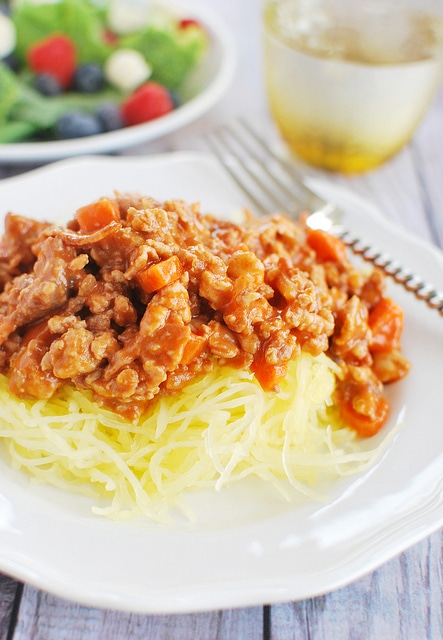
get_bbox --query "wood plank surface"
[8,588,263,640]
[413,103,443,247]
[1,0,443,638]
[0,575,21,640]
[270,530,443,640]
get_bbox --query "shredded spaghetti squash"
[0,351,396,521]
[0,193,409,521]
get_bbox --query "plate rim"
[0,152,442,614]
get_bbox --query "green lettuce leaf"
[0,63,20,125]
[120,25,208,90]
[14,83,118,128]
[13,0,111,64]
[12,0,208,89]
[0,63,121,143]
[0,121,38,144]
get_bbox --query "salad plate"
[0,1,236,164]
[0,153,442,614]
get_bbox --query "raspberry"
[121,81,174,126]
[27,34,76,89]
[178,18,201,29]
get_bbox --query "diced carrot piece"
[75,198,120,233]
[306,227,348,263]
[138,255,183,294]
[251,357,288,391]
[368,297,404,353]
[339,396,389,438]
[180,333,207,366]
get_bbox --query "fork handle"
[334,228,443,315]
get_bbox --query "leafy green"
[13,0,111,64]
[13,0,208,89]
[120,25,208,90]
[0,62,121,143]
[14,83,120,128]
[0,121,37,144]
[0,63,19,125]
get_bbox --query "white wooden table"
[1,1,443,638]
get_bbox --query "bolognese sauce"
[0,195,410,435]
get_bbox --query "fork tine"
[206,119,335,219]
[206,120,310,217]
[236,118,321,204]
[207,122,288,215]
[206,124,275,215]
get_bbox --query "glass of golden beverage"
[262,0,443,172]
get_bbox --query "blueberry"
[34,73,63,96]
[2,53,19,73]
[168,90,181,109]
[73,63,105,93]
[95,102,124,132]
[55,111,104,139]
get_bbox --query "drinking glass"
[262,0,443,172]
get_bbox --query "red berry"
[27,35,77,89]
[103,29,119,45]
[179,18,201,29]
[121,82,174,126]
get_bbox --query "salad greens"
[1,0,208,143]
[122,25,207,90]
[13,0,111,65]
[0,61,121,142]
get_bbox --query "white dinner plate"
[0,153,442,614]
[0,1,236,164]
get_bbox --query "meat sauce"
[0,195,410,435]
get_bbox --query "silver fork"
[206,119,443,315]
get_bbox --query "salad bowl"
[0,0,236,163]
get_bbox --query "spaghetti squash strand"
[0,353,401,521]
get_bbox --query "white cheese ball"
[105,49,152,93]
[0,14,16,59]
[107,0,151,35]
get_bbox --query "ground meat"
[0,195,410,428]
[0,213,51,287]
